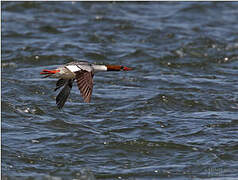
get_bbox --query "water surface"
[2,2,238,179]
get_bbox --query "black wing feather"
[56,79,73,109]
[55,78,67,91]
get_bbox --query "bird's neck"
[92,65,108,72]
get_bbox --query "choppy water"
[2,2,238,179]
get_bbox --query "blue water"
[2,2,238,179]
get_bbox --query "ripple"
[2,1,238,179]
[39,25,62,34]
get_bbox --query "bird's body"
[40,61,132,109]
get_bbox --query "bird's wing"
[55,78,67,91]
[75,70,94,103]
[56,79,73,109]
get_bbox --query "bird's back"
[63,61,93,73]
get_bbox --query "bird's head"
[106,65,133,71]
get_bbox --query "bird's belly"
[61,72,75,79]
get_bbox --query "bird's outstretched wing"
[55,78,67,91]
[56,79,73,109]
[75,70,94,103]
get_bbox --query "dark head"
[106,65,133,71]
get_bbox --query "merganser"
[40,61,132,109]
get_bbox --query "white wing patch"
[66,65,81,72]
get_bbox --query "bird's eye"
[121,66,124,69]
